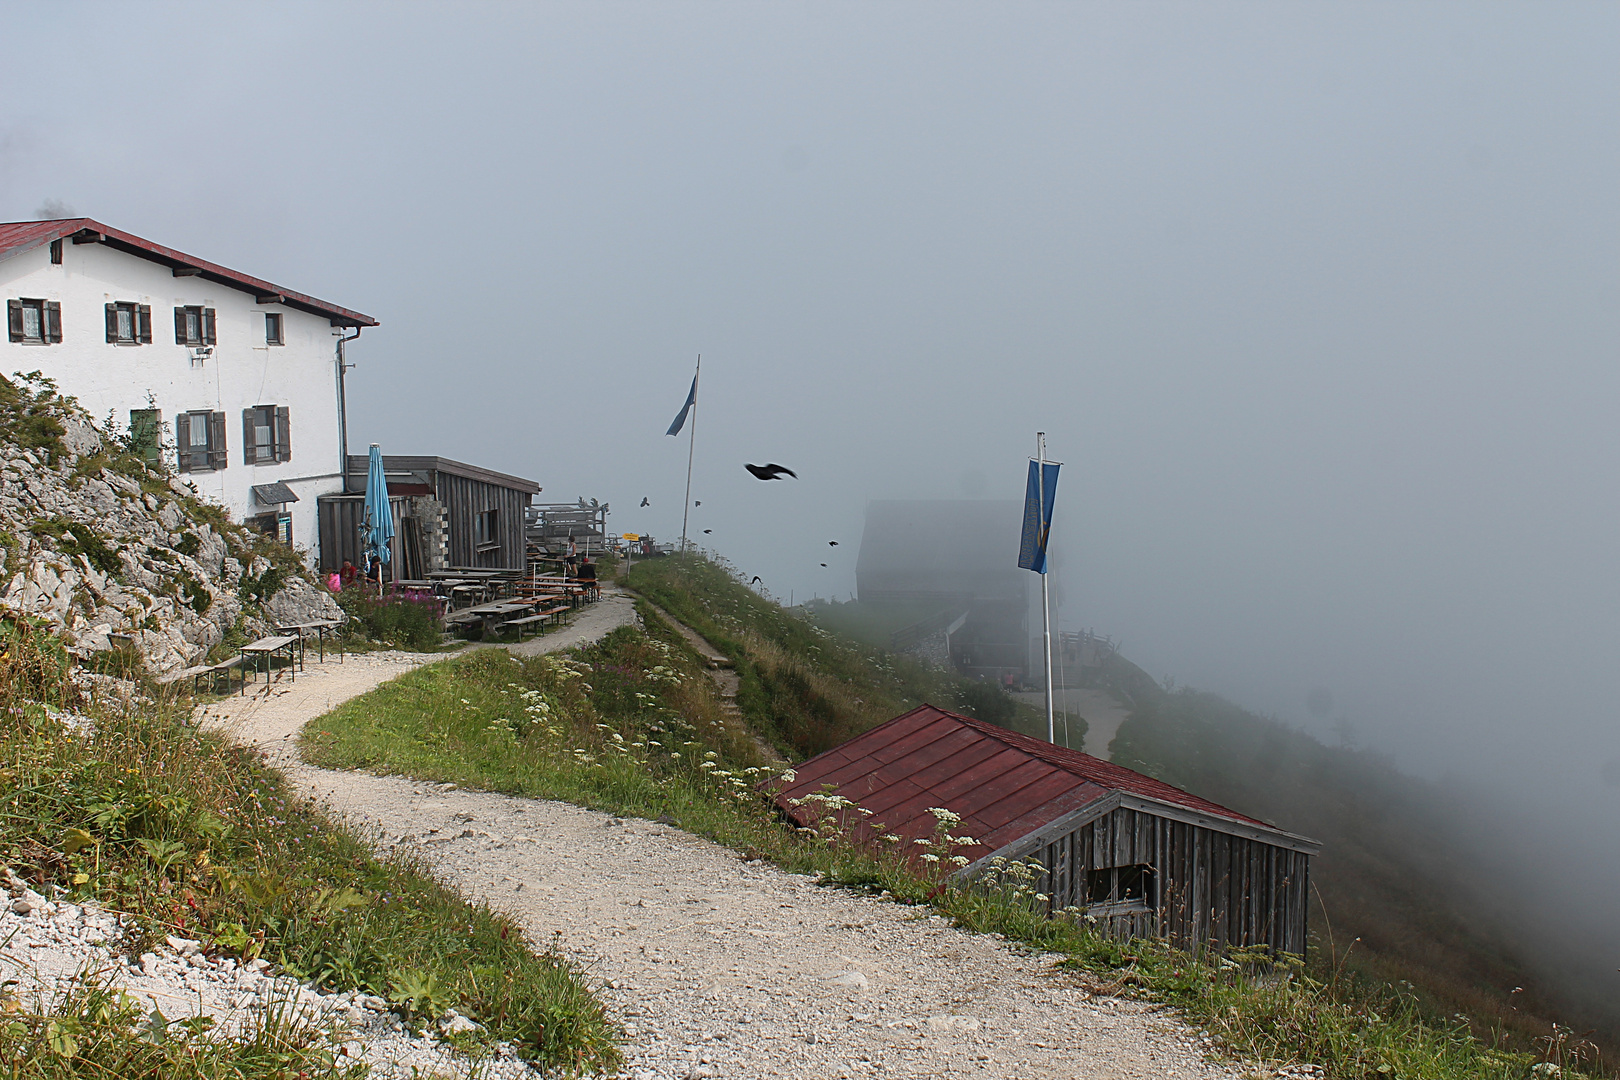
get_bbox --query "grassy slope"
[1108,660,1614,1065]
[623,554,1054,755]
[0,618,617,1075]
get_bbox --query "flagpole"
[1038,431,1054,744]
[680,355,701,553]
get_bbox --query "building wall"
[434,471,529,570]
[0,240,348,559]
[1018,804,1310,956]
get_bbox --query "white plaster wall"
[0,240,353,559]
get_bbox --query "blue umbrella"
[362,443,393,590]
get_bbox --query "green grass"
[0,616,618,1077]
[0,968,362,1080]
[301,575,1600,1080]
[625,553,1028,757]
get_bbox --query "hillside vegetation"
[624,553,1044,755]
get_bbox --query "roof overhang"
[344,454,540,495]
[949,789,1322,886]
[250,482,300,505]
[0,218,377,328]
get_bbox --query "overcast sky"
[3,2,1617,789]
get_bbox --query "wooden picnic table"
[274,619,344,664]
[241,634,300,688]
[445,599,535,637]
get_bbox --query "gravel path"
[204,588,1242,1080]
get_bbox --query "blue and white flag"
[666,376,698,436]
[1017,458,1060,574]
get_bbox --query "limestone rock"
[263,575,343,628]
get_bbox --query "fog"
[4,0,1617,1009]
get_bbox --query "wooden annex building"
[317,455,539,579]
[776,705,1320,956]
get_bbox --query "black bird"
[703,529,713,534]
[828,541,839,546]
[639,497,650,507]
[694,500,701,506]
[750,575,762,586]
[820,562,828,567]
[745,463,797,481]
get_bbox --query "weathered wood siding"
[434,470,528,570]
[1021,805,1309,956]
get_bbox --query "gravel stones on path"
[297,773,1238,1080]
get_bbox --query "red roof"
[774,704,1279,863]
[0,219,377,328]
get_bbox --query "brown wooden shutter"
[174,307,187,344]
[44,302,61,343]
[175,413,192,472]
[202,308,216,345]
[274,406,290,463]
[105,304,119,342]
[137,305,152,343]
[209,412,228,470]
[242,409,256,465]
[8,300,23,342]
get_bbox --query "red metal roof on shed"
[0,218,377,327]
[774,704,1273,862]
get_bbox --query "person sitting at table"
[340,559,359,588]
[365,554,383,586]
[577,558,597,582]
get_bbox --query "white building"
[0,218,376,559]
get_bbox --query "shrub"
[335,586,442,650]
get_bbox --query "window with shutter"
[274,406,290,463]
[9,299,51,344]
[175,306,210,347]
[49,239,63,265]
[137,305,152,343]
[106,302,143,344]
[177,410,219,472]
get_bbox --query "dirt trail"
[203,588,1239,1080]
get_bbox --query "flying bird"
[828,541,839,546]
[703,529,712,534]
[639,497,650,507]
[694,500,701,506]
[820,562,828,567]
[745,463,797,481]
[750,575,762,586]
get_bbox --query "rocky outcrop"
[0,409,334,676]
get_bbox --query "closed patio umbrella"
[362,443,393,595]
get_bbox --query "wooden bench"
[502,604,572,639]
[161,656,246,695]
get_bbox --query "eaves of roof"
[0,218,377,328]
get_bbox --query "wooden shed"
[318,455,539,576]
[775,704,1320,956]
